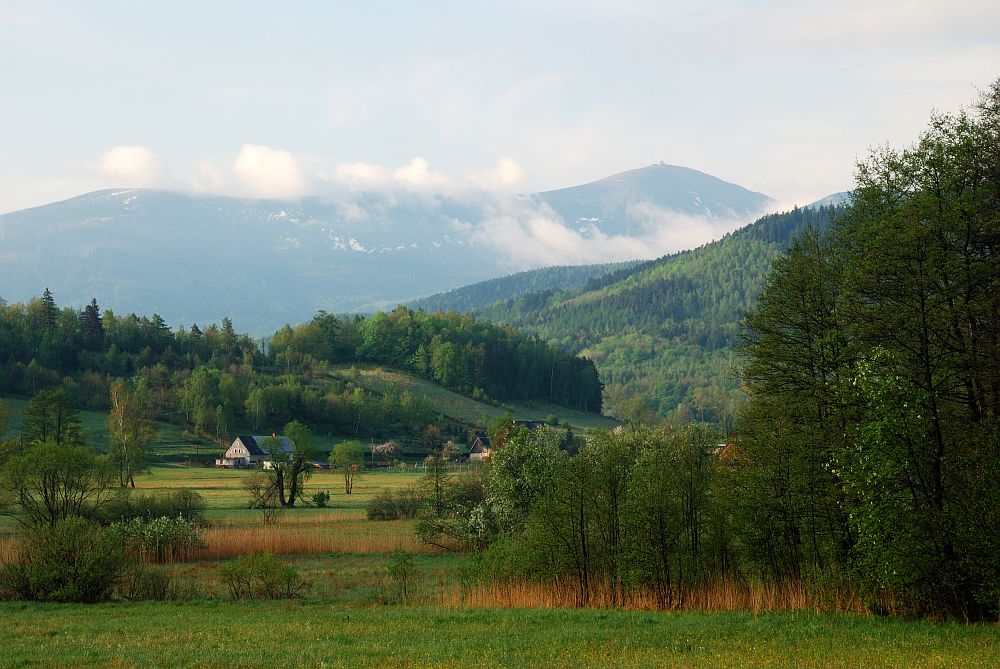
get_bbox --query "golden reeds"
[436,578,868,614]
[193,525,436,560]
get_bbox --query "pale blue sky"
[1,0,997,213]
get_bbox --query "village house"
[468,432,491,462]
[215,434,293,468]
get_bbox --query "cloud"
[463,196,750,269]
[391,157,451,189]
[192,161,226,193]
[231,144,308,198]
[326,161,388,189]
[320,156,525,195]
[469,157,525,190]
[99,146,168,187]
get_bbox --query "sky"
[1,0,998,215]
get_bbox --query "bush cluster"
[100,489,206,524]
[107,516,206,563]
[220,553,308,600]
[366,487,423,520]
[0,518,125,603]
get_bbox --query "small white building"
[215,434,293,468]
[469,434,491,462]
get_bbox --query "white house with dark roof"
[215,434,293,468]
[468,433,491,462]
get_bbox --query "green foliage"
[107,379,154,487]
[409,262,639,313]
[472,205,843,423]
[477,425,729,606]
[2,439,113,527]
[219,553,308,600]
[383,549,416,604]
[270,306,604,412]
[100,488,206,525]
[329,440,365,494]
[737,80,1000,618]
[107,516,206,563]
[366,487,423,521]
[415,467,486,551]
[115,564,177,602]
[21,388,85,446]
[0,517,126,603]
[310,490,330,508]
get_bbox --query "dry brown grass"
[437,578,868,614]
[194,524,437,560]
[0,537,19,564]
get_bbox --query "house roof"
[235,435,293,456]
[470,435,491,453]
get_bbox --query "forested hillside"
[0,295,602,449]
[409,262,637,313]
[473,205,844,424]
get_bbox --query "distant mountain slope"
[472,205,845,423]
[535,163,776,236]
[408,261,639,313]
[0,164,775,333]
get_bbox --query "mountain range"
[0,164,777,332]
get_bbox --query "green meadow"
[1,603,997,668]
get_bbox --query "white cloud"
[99,146,168,187]
[327,161,388,189]
[464,196,750,269]
[231,144,308,198]
[469,157,525,190]
[192,161,226,193]
[391,157,451,189]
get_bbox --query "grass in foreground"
[1,603,997,668]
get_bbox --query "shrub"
[108,516,206,563]
[383,549,416,604]
[220,553,308,600]
[116,564,175,601]
[101,489,207,524]
[311,491,330,508]
[367,487,423,521]
[0,517,126,603]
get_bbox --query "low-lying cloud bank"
[87,144,764,268]
[457,196,756,269]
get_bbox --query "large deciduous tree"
[107,380,154,488]
[2,440,113,527]
[22,388,85,447]
[329,440,364,495]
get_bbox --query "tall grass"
[438,578,869,614]
[0,537,19,564]
[194,525,436,559]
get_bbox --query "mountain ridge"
[0,164,780,332]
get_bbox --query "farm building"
[469,432,491,462]
[215,434,293,468]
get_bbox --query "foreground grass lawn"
[2,603,997,668]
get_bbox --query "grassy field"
[330,364,620,431]
[1,395,217,460]
[0,603,996,668]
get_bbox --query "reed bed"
[0,537,19,564]
[437,578,868,615]
[194,525,437,560]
